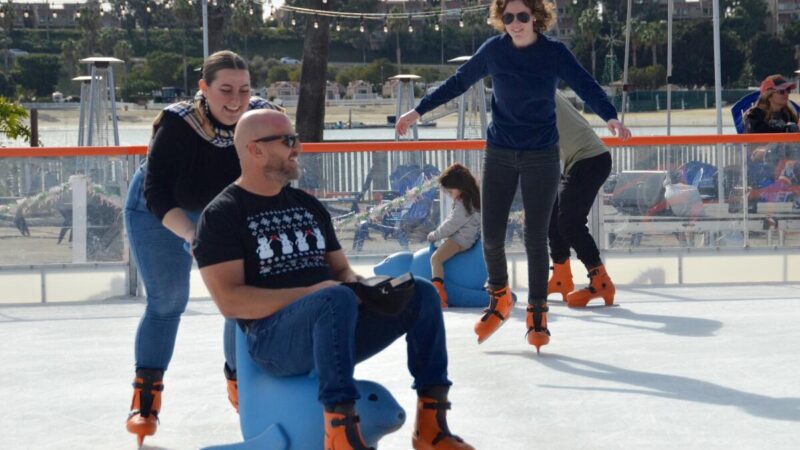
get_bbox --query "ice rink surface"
[2,284,799,449]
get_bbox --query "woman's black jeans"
[548,152,612,269]
[482,145,560,305]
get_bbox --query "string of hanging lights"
[1,1,490,30]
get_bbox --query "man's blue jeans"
[244,280,450,407]
[124,166,237,371]
[481,145,561,305]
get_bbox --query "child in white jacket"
[427,163,481,308]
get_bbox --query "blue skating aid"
[202,327,405,450]
[374,240,502,307]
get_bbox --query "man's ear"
[247,141,263,159]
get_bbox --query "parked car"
[280,57,301,65]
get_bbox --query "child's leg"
[430,239,462,280]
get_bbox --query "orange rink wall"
[1,134,799,158]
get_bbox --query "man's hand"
[607,118,632,141]
[395,110,420,136]
[427,232,436,242]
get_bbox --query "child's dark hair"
[438,163,480,215]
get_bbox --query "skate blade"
[476,316,510,344]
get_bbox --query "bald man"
[193,110,474,450]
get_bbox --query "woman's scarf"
[151,92,281,148]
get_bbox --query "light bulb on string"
[407,15,413,33]
[359,16,365,33]
[23,11,29,18]
[249,8,254,15]
[434,20,439,31]
[335,19,340,31]
[52,12,58,18]
[313,15,319,29]
[383,16,388,33]
[76,11,81,18]
[291,13,296,26]
[459,11,464,28]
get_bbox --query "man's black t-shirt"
[193,184,341,291]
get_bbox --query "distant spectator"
[14,207,30,237]
[778,160,800,186]
[744,75,799,134]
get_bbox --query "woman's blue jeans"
[481,145,561,305]
[244,280,450,407]
[124,166,237,372]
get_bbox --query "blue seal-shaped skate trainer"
[374,240,495,307]
[202,328,406,450]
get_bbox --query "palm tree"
[75,1,103,55]
[640,21,664,67]
[231,2,262,59]
[113,41,132,100]
[578,8,602,78]
[172,0,195,95]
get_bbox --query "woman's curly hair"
[489,0,557,34]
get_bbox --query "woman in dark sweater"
[745,75,799,134]
[123,50,279,445]
[396,0,630,353]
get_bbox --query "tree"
[577,7,602,78]
[672,22,745,87]
[0,97,31,142]
[172,0,196,94]
[296,0,331,144]
[12,54,61,97]
[748,32,796,81]
[639,21,664,67]
[0,2,16,34]
[75,1,103,55]
[143,51,183,87]
[0,71,15,97]
[60,39,80,81]
[231,2,262,58]
[113,40,132,99]
[721,0,768,41]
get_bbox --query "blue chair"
[202,327,406,450]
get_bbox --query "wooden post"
[29,108,38,147]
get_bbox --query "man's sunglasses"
[501,12,531,25]
[254,134,299,149]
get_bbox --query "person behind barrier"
[546,92,630,307]
[426,163,481,308]
[122,50,281,445]
[396,0,630,352]
[194,109,474,450]
[744,75,799,134]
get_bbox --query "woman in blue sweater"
[396,0,630,352]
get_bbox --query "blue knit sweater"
[415,33,618,151]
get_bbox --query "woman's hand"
[395,110,420,136]
[607,119,632,141]
[427,232,436,242]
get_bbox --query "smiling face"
[502,0,536,47]
[199,69,251,126]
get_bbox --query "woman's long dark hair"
[438,163,481,215]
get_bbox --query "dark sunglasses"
[774,89,791,95]
[501,12,531,25]
[254,134,299,149]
